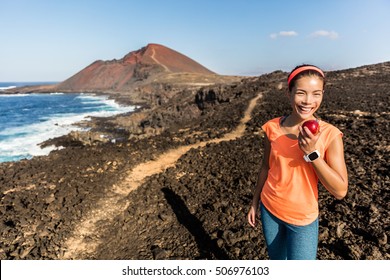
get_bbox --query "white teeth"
[299,106,311,113]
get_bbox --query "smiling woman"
[248,64,348,260]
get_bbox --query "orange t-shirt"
[261,117,343,226]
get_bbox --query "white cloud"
[280,31,298,37]
[270,31,298,39]
[310,30,339,40]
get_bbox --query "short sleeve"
[321,122,343,150]
[261,118,280,142]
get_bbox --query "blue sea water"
[0,82,136,163]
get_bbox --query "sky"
[1,0,390,82]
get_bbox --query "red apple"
[302,119,319,135]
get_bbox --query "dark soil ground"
[0,63,389,260]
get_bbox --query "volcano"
[56,43,217,92]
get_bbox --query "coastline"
[0,90,140,163]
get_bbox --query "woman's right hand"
[247,205,258,228]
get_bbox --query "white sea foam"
[0,94,136,162]
[0,113,88,161]
[0,86,16,91]
[76,95,135,115]
[0,93,30,97]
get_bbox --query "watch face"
[308,152,319,161]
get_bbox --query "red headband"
[287,66,324,87]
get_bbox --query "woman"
[247,65,348,260]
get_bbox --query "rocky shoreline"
[0,65,389,260]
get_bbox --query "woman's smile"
[297,105,315,114]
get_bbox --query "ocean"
[0,82,136,163]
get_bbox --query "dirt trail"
[150,46,170,72]
[62,92,263,259]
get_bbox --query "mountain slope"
[56,43,217,92]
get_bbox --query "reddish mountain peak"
[122,43,215,74]
[122,44,160,64]
[57,43,216,92]
[146,43,164,49]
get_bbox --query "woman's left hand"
[298,125,321,154]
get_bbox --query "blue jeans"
[260,203,319,260]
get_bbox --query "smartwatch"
[304,150,320,162]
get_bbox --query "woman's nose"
[303,94,313,104]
